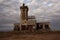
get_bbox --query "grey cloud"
[0,0,20,31]
[0,0,20,24]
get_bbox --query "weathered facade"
[36,22,50,31]
[14,3,50,32]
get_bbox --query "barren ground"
[0,31,60,40]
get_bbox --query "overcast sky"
[0,0,60,31]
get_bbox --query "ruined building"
[14,3,50,31]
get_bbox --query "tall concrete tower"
[20,3,29,21]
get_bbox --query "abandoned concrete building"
[14,3,50,31]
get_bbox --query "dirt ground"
[0,31,60,40]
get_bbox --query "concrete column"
[20,24,22,31]
[47,24,50,31]
[43,24,45,30]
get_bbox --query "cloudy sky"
[0,0,60,31]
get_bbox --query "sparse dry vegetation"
[0,31,60,40]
